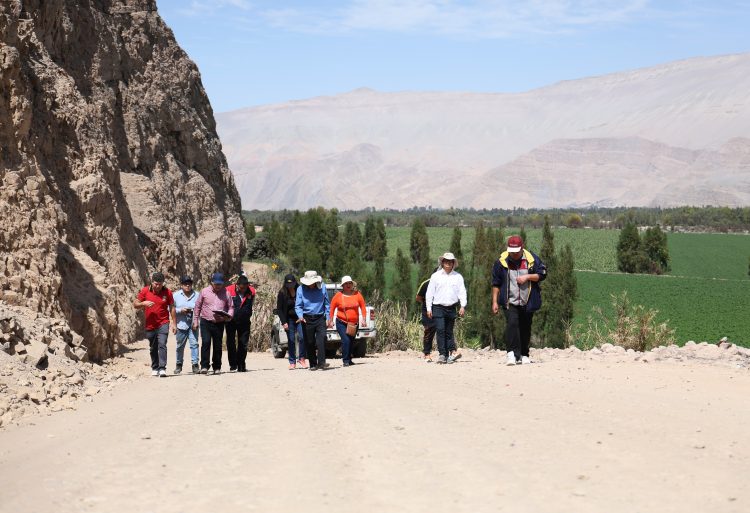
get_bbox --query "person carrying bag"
[328,275,367,367]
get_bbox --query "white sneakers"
[506,352,532,365]
[158,369,167,377]
[151,370,159,377]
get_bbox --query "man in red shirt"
[133,272,176,377]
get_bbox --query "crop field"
[382,226,750,347]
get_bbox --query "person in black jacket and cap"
[226,275,255,372]
[276,274,308,369]
[492,235,547,366]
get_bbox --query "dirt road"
[1,345,748,513]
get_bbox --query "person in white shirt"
[426,252,467,364]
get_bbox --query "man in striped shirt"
[192,273,234,374]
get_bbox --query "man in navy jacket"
[492,235,547,366]
[227,275,255,372]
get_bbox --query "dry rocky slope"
[0,0,245,371]
[218,53,750,210]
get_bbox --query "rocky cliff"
[0,0,245,362]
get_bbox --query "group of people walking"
[133,272,255,377]
[134,234,547,376]
[276,271,368,371]
[417,235,546,365]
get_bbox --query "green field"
[381,227,750,346]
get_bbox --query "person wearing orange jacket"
[328,275,366,367]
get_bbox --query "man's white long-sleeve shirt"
[426,269,467,313]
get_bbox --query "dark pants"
[421,312,436,355]
[200,319,225,370]
[433,305,457,357]
[146,323,169,371]
[286,322,306,364]
[336,319,356,364]
[302,314,326,367]
[504,305,533,359]
[422,324,436,354]
[226,320,250,371]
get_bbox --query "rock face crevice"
[1,0,245,361]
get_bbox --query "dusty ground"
[0,343,748,513]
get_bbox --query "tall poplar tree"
[617,221,648,273]
[449,226,463,260]
[410,217,429,264]
[343,221,363,251]
[392,248,413,309]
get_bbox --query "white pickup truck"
[270,283,377,359]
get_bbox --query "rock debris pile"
[0,302,141,428]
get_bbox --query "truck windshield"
[325,285,342,303]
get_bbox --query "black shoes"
[174,365,182,374]
[192,364,200,373]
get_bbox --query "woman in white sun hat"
[328,275,367,367]
[425,252,467,364]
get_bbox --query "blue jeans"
[286,322,305,363]
[432,305,457,357]
[335,319,355,364]
[175,327,199,365]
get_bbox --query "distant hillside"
[217,53,750,210]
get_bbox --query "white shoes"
[151,370,159,377]
[158,369,167,377]
[506,353,532,365]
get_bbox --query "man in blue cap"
[173,275,200,374]
[193,272,234,374]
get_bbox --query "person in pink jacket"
[192,273,234,374]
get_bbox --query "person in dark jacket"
[276,274,308,369]
[415,276,436,362]
[491,235,547,366]
[226,275,255,372]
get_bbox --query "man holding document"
[193,272,234,374]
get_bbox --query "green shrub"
[571,291,675,351]
[371,296,467,352]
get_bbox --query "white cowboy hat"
[339,275,354,287]
[438,252,458,269]
[300,270,323,286]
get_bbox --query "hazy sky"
[156,1,750,113]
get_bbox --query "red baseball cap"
[507,235,523,253]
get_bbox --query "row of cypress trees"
[397,216,578,348]
[258,209,578,348]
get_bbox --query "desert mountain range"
[217,53,750,210]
